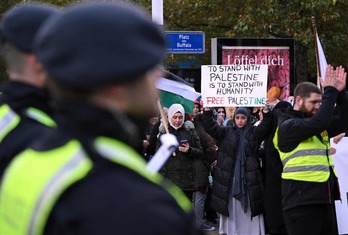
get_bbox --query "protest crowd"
[0,1,347,235]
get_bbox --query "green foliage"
[135,0,348,80]
[0,0,78,83]
[0,0,347,84]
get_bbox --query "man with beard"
[0,2,199,235]
[273,65,348,235]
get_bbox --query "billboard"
[211,38,295,102]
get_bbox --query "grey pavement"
[203,230,219,235]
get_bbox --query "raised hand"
[321,65,347,91]
[334,66,347,92]
[321,65,335,88]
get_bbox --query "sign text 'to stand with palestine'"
[201,64,268,107]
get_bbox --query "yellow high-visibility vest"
[0,104,20,142]
[0,137,191,235]
[0,104,56,144]
[273,128,336,182]
[25,107,56,128]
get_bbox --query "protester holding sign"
[202,104,272,235]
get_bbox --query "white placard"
[331,137,348,234]
[201,64,268,107]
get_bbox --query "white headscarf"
[168,103,185,130]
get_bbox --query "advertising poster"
[211,38,295,106]
[222,46,291,101]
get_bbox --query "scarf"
[168,103,185,130]
[231,107,251,213]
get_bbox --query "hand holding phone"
[179,140,190,153]
[180,140,188,146]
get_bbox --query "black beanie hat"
[34,2,166,90]
[0,3,59,52]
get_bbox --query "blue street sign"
[165,31,205,54]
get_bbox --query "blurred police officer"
[0,2,200,235]
[0,4,59,177]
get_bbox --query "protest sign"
[331,137,348,235]
[201,64,268,107]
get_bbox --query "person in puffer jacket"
[157,103,204,200]
[202,106,272,235]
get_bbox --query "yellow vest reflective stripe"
[0,104,20,142]
[0,140,93,235]
[281,149,328,167]
[25,107,57,128]
[94,136,192,212]
[273,128,335,182]
[0,137,192,235]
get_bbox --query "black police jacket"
[0,81,53,178]
[39,102,200,235]
[276,87,348,211]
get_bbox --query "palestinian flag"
[157,71,201,114]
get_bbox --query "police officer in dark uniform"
[0,2,200,235]
[0,4,59,177]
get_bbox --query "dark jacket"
[276,87,348,211]
[157,121,204,191]
[146,120,161,158]
[263,107,291,234]
[37,102,200,235]
[202,109,271,217]
[194,148,216,187]
[192,113,217,187]
[0,81,53,178]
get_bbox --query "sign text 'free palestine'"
[201,64,268,107]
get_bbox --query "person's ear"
[294,96,302,108]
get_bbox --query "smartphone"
[180,140,188,146]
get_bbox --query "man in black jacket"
[0,2,199,235]
[0,4,59,177]
[263,101,292,235]
[273,65,348,235]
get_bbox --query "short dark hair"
[215,107,226,114]
[0,40,26,74]
[46,75,94,102]
[294,82,321,99]
[46,73,143,102]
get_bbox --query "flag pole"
[156,99,176,156]
[156,99,170,134]
[311,16,322,89]
[146,99,178,172]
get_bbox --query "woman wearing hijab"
[156,103,204,200]
[202,106,272,235]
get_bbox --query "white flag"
[316,34,328,81]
